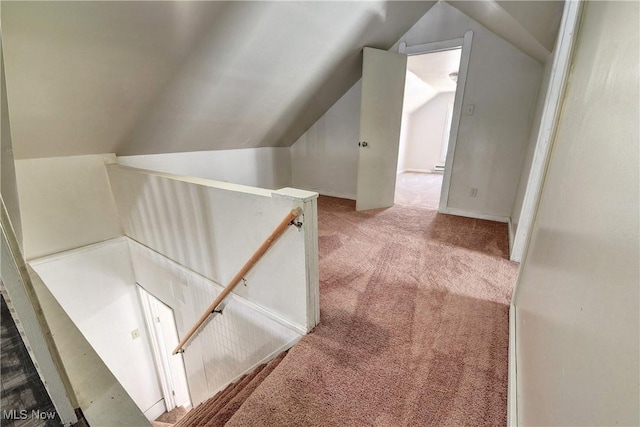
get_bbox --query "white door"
[356,47,407,211]
[138,286,191,411]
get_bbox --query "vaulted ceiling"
[1,1,563,159]
[1,1,436,158]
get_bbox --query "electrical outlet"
[131,329,140,340]
[470,187,478,197]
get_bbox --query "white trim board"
[399,168,433,174]
[143,399,166,422]
[400,37,464,56]
[317,190,356,201]
[295,186,356,201]
[0,202,78,425]
[507,303,518,426]
[510,0,583,263]
[508,218,515,255]
[28,236,127,266]
[440,207,509,224]
[507,6,585,425]
[440,32,473,214]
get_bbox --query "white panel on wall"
[15,154,122,260]
[107,165,319,333]
[118,147,292,190]
[29,238,163,418]
[129,239,301,405]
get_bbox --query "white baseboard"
[290,184,355,200]
[400,168,432,174]
[439,207,509,223]
[144,399,166,421]
[507,303,518,426]
[319,190,356,200]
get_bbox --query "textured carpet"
[394,172,443,210]
[155,406,187,424]
[227,193,518,426]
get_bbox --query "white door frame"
[400,31,473,214]
[507,3,585,426]
[137,284,189,412]
[509,1,583,263]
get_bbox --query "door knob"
[359,141,368,147]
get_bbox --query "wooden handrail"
[172,208,303,354]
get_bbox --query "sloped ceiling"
[1,1,436,159]
[407,48,461,93]
[446,0,564,63]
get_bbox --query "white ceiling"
[407,48,462,94]
[1,1,436,159]
[1,1,564,159]
[446,0,564,63]
[402,71,438,115]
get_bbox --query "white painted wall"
[118,147,292,190]
[1,218,79,426]
[291,82,361,200]
[2,2,435,159]
[397,113,410,175]
[128,238,301,406]
[510,56,553,239]
[107,165,319,332]
[29,265,151,427]
[513,1,639,425]
[396,70,440,174]
[15,154,122,260]
[291,2,542,220]
[400,92,455,173]
[29,239,164,420]
[402,71,438,115]
[396,3,541,218]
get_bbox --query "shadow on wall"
[128,239,302,406]
[107,165,314,330]
[114,2,435,155]
[114,168,222,283]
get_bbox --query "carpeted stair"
[173,352,287,427]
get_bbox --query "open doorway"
[395,47,462,210]
[138,285,191,415]
[356,33,471,212]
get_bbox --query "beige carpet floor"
[227,190,518,426]
[395,172,443,210]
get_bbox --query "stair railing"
[172,208,303,355]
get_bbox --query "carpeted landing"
[226,196,519,426]
[173,352,288,427]
[178,195,519,426]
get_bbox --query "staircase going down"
[173,352,288,427]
